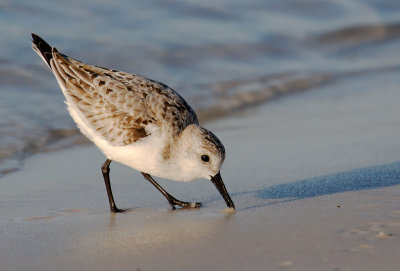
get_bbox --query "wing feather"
[48,49,198,146]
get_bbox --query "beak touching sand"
[210,172,235,209]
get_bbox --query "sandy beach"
[1,0,400,270]
[1,67,400,270]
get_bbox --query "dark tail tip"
[31,33,53,66]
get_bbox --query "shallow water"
[1,0,400,175]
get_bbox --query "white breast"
[67,102,161,172]
[67,102,197,182]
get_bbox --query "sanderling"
[31,34,235,212]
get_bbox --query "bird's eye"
[201,155,210,162]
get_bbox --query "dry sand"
[1,70,400,270]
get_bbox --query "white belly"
[66,103,194,182]
[67,103,162,174]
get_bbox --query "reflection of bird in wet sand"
[31,34,235,212]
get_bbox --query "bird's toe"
[190,202,202,208]
[111,206,127,213]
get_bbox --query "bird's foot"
[110,206,126,213]
[169,198,202,210]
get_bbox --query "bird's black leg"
[141,172,202,210]
[101,159,125,213]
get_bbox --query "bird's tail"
[31,33,54,68]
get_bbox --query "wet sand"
[1,70,400,270]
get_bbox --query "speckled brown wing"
[48,49,198,146]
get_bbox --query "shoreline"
[1,68,400,270]
[2,63,400,179]
[0,69,330,178]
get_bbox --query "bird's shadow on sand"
[238,161,400,210]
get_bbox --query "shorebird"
[31,34,235,212]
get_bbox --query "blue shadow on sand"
[258,161,400,200]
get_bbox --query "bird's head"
[178,124,235,209]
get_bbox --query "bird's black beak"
[210,172,235,209]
